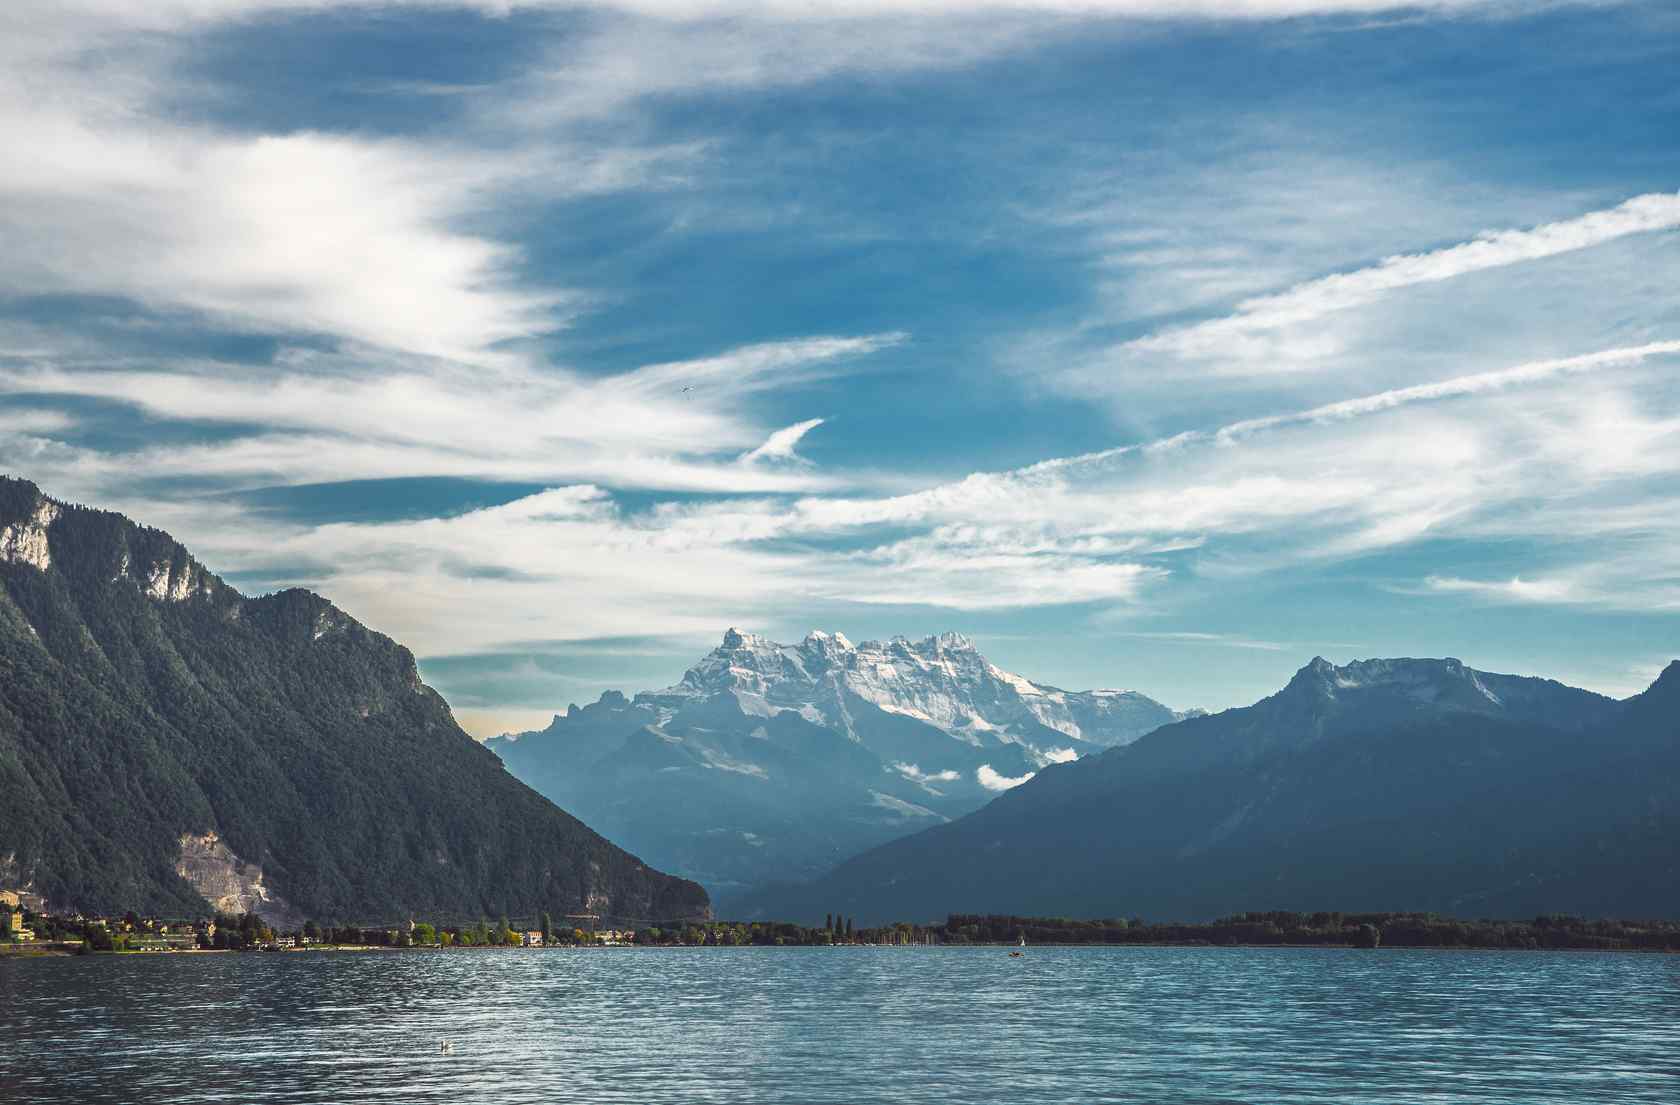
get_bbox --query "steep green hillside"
[0,477,708,924]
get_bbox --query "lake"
[3,946,1677,1103]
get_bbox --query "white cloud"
[0,2,724,370]
[839,538,1162,610]
[18,0,1552,29]
[870,790,945,819]
[741,419,827,465]
[0,410,73,435]
[1215,341,1680,442]
[892,762,962,783]
[619,335,904,397]
[977,763,1035,791]
[0,335,898,496]
[15,336,1675,661]
[1422,575,1580,604]
[891,761,963,794]
[1120,192,1680,373]
[611,0,1573,15]
[502,12,1060,127]
[1110,630,1285,651]
[1041,747,1079,764]
[0,107,566,365]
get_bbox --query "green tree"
[541,912,553,942]
[413,922,437,945]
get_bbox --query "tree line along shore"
[5,905,1680,955]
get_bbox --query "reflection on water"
[3,946,1677,1103]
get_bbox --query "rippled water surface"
[4,946,1678,1103]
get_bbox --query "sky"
[2,0,1678,736]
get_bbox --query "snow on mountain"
[746,655,1657,926]
[489,628,1182,904]
[1279,655,1617,732]
[636,627,1182,756]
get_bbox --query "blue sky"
[3,0,1678,735]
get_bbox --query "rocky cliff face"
[175,832,296,926]
[0,476,708,923]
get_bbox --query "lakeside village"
[2,890,913,954]
[2,895,913,955]
[7,891,1680,956]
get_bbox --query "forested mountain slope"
[0,477,708,925]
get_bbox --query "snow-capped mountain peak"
[637,628,1181,750]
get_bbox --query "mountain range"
[745,654,1680,924]
[487,628,1185,904]
[0,477,708,926]
[7,473,1673,931]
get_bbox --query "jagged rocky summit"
[635,627,1181,748]
[0,477,709,925]
[488,628,1186,906]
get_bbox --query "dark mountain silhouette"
[745,656,1677,925]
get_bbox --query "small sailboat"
[1009,934,1025,957]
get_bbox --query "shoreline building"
[3,910,35,942]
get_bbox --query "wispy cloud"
[1111,630,1286,651]
[891,761,962,795]
[1119,192,1680,373]
[0,409,73,435]
[0,335,897,496]
[620,334,904,397]
[1215,341,1680,442]
[14,334,1671,659]
[742,418,826,465]
[892,762,961,784]
[1421,574,1580,604]
[24,0,1553,29]
[0,109,572,364]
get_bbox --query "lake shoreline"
[7,940,1676,961]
